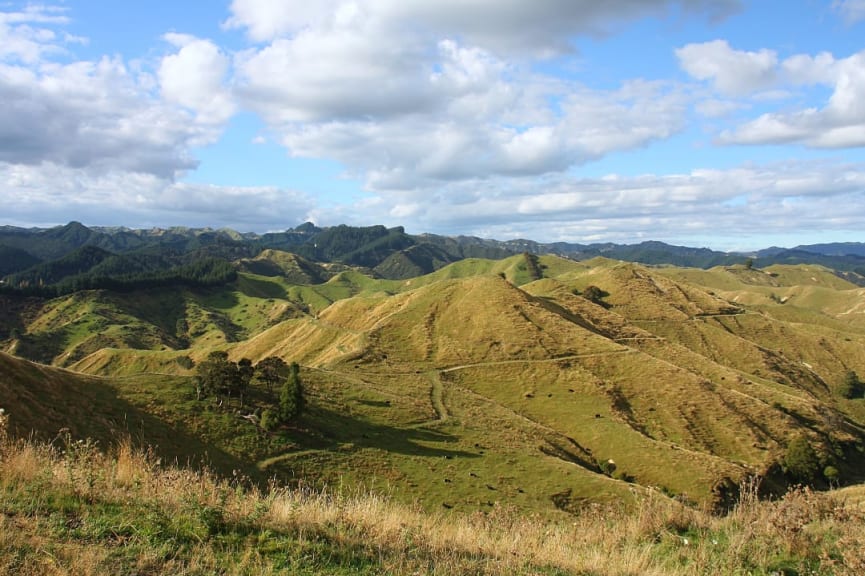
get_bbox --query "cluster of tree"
[523,252,543,281]
[781,434,848,487]
[575,285,610,308]
[194,351,254,405]
[2,257,237,297]
[0,246,41,276]
[263,360,304,431]
[7,245,118,286]
[194,352,304,429]
[294,224,414,268]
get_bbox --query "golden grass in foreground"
[1,411,865,575]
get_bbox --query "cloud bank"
[1,0,864,250]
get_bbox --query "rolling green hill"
[2,254,865,517]
[236,249,332,284]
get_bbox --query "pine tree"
[278,362,304,423]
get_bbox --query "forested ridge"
[3,222,865,294]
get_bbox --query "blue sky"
[2,1,865,250]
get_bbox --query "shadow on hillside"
[3,363,258,483]
[108,394,261,482]
[300,406,480,460]
[13,331,67,365]
[236,275,288,299]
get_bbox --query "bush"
[260,409,278,432]
[597,458,617,476]
[823,465,840,485]
[581,285,610,308]
[783,436,820,484]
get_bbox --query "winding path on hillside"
[408,349,641,429]
[255,343,759,473]
[257,449,325,471]
[438,348,637,374]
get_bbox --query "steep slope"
[0,351,126,441]
[6,245,115,287]
[4,278,308,368]
[0,352,249,474]
[373,243,460,279]
[306,268,864,504]
[559,259,742,321]
[649,264,865,385]
[319,274,626,368]
[0,245,41,276]
[236,249,331,284]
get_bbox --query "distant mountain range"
[2,221,864,289]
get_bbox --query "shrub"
[823,465,840,485]
[581,285,610,308]
[260,409,278,432]
[783,436,820,484]
[597,458,617,476]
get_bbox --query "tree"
[581,285,610,308]
[256,356,288,394]
[236,358,254,407]
[194,351,251,406]
[783,435,820,484]
[289,362,304,415]
[278,362,304,423]
[195,350,231,401]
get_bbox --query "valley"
[3,243,865,517]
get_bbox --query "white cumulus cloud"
[0,5,69,63]
[720,50,865,148]
[330,161,865,248]
[159,34,236,125]
[231,1,700,193]
[225,0,741,55]
[0,7,237,180]
[676,39,777,95]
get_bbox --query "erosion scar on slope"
[428,371,449,423]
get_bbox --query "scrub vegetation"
[3,412,865,575]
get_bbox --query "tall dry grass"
[1,409,864,575]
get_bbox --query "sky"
[2,1,865,250]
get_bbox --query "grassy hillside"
[2,254,865,518]
[236,250,331,284]
[3,421,865,575]
[0,352,246,474]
